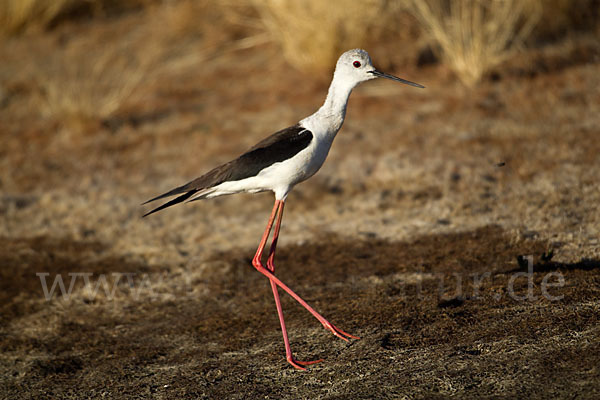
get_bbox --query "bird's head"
[334,49,424,89]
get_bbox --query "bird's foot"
[287,356,323,370]
[321,320,360,341]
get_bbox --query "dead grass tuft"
[251,0,391,72]
[26,1,262,126]
[31,37,157,125]
[0,0,157,36]
[0,0,78,35]
[407,0,543,86]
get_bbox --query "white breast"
[256,132,334,198]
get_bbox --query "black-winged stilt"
[143,49,424,369]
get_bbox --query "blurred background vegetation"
[0,0,598,123]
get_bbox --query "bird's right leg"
[252,200,322,370]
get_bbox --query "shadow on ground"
[1,226,599,398]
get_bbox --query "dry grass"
[0,0,78,35]
[31,36,158,125]
[0,0,154,36]
[251,0,392,72]
[17,0,265,125]
[25,1,228,126]
[407,0,543,86]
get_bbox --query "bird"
[143,49,424,370]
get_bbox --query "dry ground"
[1,6,600,399]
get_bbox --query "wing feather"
[142,124,313,215]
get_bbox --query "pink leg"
[266,201,322,369]
[252,199,359,370]
[266,200,284,273]
[253,200,321,369]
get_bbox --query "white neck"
[303,73,357,138]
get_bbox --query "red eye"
[353,61,361,68]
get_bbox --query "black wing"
[142,124,313,217]
[231,124,313,180]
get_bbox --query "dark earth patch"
[1,226,599,398]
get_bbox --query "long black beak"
[368,69,425,88]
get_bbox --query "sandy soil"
[1,6,599,399]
